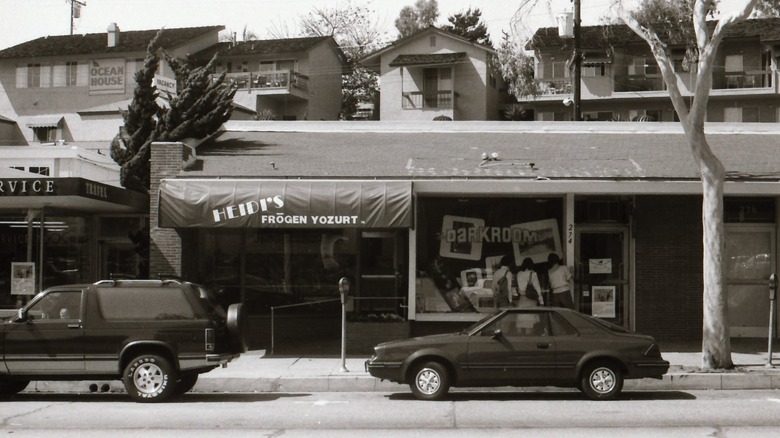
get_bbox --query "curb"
[22,372,780,395]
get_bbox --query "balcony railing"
[717,70,773,89]
[402,91,455,109]
[215,70,309,92]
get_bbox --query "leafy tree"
[611,0,780,370]
[299,0,387,118]
[110,29,236,193]
[442,8,493,47]
[495,30,540,101]
[395,0,439,37]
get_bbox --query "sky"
[0,0,627,50]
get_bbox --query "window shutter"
[53,63,67,87]
[77,62,89,86]
[16,66,28,88]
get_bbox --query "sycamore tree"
[299,0,386,118]
[110,30,236,193]
[512,0,779,369]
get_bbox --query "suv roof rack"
[158,274,183,285]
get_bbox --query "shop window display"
[416,197,563,314]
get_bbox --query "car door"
[3,289,85,373]
[463,311,557,385]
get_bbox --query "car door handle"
[67,323,81,329]
[537,342,551,349]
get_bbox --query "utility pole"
[69,0,86,35]
[572,0,582,121]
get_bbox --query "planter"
[346,321,410,355]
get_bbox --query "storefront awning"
[158,179,413,229]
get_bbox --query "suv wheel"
[173,373,199,396]
[0,379,29,397]
[123,354,177,403]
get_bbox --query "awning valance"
[26,116,63,128]
[159,179,413,229]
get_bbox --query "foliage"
[502,104,534,121]
[495,31,540,101]
[110,29,235,193]
[442,7,493,47]
[298,0,387,118]
[395,0,439,37]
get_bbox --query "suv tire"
[123,354,177,403]
[173,373,199,396]
[0,379,29,397]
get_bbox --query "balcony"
[402,91,456,110]
[215,70,309,95]
[715,70,773,90]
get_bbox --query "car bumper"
[207,353,240,365]
[365,358,403,382]
[630,359,670,378]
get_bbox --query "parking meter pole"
[339,277,350,373]
[767,274,777,368]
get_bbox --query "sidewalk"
[25,349,780,395]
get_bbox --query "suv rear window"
[97,287,196,320]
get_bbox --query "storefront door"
[575,227,630,327]
[725,225,776,337]
[356,231,406,317]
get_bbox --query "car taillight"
[205,328,215,351]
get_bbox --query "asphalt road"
[3,390,780,437]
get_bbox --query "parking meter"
[770,274,777,300]
[339,277,350,304]
[338,277,350,372]
[768,273,777,367]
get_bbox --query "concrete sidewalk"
[25,349,780,395]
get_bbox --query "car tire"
[173,373,199,396]
[226,303,248,353]
[123,354,177,403]
[410,361,450,401]
[580,361,623,400]
[0,379,29,397]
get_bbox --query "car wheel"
[123,354,177,403]
[173,373,199,396]
[410,361,450,401]
[0,379,29,397]
[226,303,248,353]
[580,361,623,400]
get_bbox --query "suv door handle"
[537,342,551,349]
[67,323,81,329]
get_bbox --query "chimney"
[107,22,120,47]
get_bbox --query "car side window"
[549,313,578,336]
[481,312,548,337]
[27,290,82,321]
[97,287,196,320]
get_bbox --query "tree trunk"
[694,133,733,369]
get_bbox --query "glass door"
[725,225,776,337]
[575,227,630,327]
[356,231,407,317]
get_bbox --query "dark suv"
[0,278,247,402]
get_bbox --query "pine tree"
[110,29,236,193]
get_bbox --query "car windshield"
[461,311,502,334]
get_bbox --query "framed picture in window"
[439,215,484,261]
[511,218,562,264]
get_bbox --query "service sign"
[89,58,125,95]
[154,75,177,97]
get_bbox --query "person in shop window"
[491,255,514,309]
[516,257,543,307]
[547,253,574,309]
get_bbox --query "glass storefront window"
[99,216,149,279]
[197,228,357,314]
[415,197,563,315]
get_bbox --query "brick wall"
[149,142,185,277]
[634,195,704,342]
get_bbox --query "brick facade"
[634,195,704,342]
[149,142,185,277]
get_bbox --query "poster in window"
[11,262,35,295]
[591,285,616,318]
[589,258,612,274]
[511,218,562,264]
[439,215,484,261]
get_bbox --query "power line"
[68,0,87,35]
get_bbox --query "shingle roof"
[178,121,780,188]
[0,25,224,59]
[217,36,333,56]
[389,52,468,67]
[527,17,780,50]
